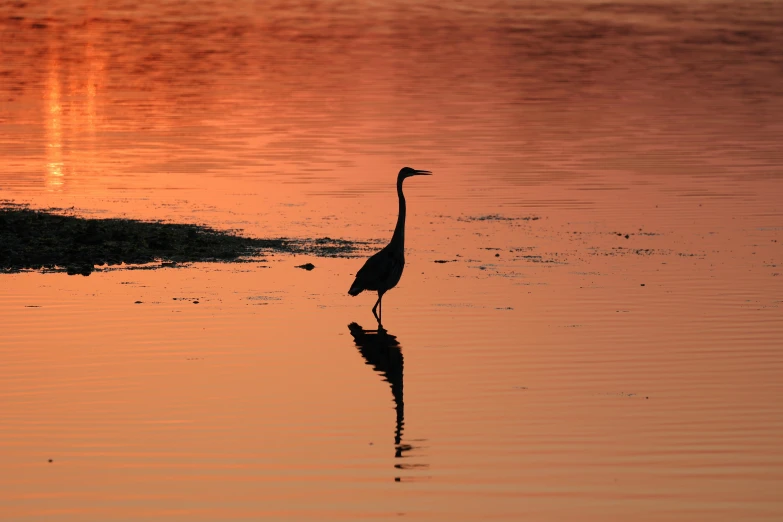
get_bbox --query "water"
[1,1,782,520]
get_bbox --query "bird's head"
[398,167,432,179]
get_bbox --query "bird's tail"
[348,283,363,296]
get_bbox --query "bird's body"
[349,167,431,323]
[348,243,405,296]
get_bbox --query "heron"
[348,167,432,323]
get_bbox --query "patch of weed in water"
[457,214,540,222]
[0,204,364,275]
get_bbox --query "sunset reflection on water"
[1,0,782,520]
[44,46,63,191]
[40,14,106,194]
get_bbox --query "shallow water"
[1,0,782,520]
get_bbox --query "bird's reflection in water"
[348,322,428,482]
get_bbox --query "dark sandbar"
[1,204,361,275]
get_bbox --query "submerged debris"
[0,205,363,275]
[296,263,315,271]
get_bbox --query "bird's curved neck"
[390,177,406,248]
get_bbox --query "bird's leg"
[372,295,381,323]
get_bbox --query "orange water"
[1,1,782,520]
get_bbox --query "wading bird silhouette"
[348,167,432,323]
[348,322,427,481]
[348,322,405,449]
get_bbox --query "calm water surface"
[1,1,782,520]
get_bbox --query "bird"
[348,167,432,323]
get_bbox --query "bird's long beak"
[412,169,432,176]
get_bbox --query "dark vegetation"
[0,205,360,276]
